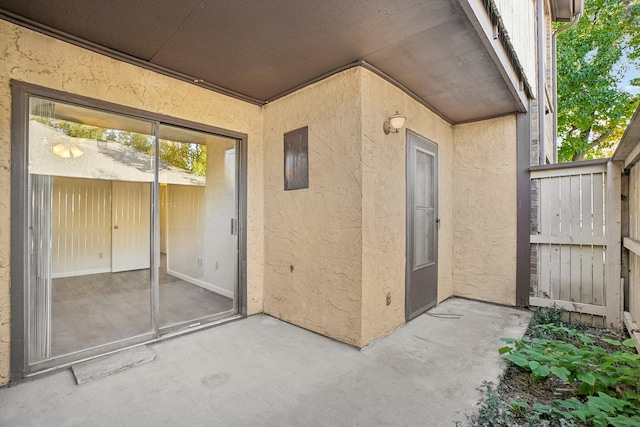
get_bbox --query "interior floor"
[51,255,233,357]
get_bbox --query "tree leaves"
[557,0,640,162]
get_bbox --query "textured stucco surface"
[360,70,454,345]
[0,20,265,385]
[262,69,363,346]
[453,116,518,306]
[263,68,456,348]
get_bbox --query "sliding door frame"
[10,80,248,380]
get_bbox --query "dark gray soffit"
[0,0,525,124]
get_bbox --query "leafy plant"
[467,381,512,427]
[500,324,640,425]
[529,306,568,328]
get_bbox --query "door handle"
[113,225,119,230]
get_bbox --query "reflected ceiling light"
[52,143,70,158]
[52,143,83,158]
[383,112,407,135]
[69,146,84,158]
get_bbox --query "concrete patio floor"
[0,298,531,426]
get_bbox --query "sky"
[617,51,639,95]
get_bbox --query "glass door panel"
[27,97,154,363]
[157,124,237,328]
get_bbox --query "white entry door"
[111,180,151,272]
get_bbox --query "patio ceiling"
[0,0,529,124]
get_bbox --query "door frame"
[405,130,439,321]
[9,80,248,380]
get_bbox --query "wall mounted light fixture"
[383,112,407,135]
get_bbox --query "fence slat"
[570,176,582,303]
[582,174,593,237]
[540,177,560,236]
[560,177,572,237]
[592,244,605,306]
[550,244,561,300]
[593,173,605,237]
[537,244,550,298]
[581,245,593,304]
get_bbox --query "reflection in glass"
[25,97,238,367]
[414,150,435,268]
[28,97,154,362]
[158,125,236,327]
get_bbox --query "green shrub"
[500,324,640,426]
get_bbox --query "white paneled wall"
[52,176,112,277]
[165,144,236,298]
[203,148,236,295]
[167,184,206,279]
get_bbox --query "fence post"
[606,161,623,329]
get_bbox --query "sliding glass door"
[157,125,237,330]
[19,93,240,374]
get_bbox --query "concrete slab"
[71,345,156,385]
[0,298,530,426]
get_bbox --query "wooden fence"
[530,160,622,327]
[623,163,640,334]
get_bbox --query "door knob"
[113,225,119,229]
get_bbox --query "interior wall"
[165,137,237,298]
[51,176,112,277]
[167,184,206,279]
[359,69,455,345]
[262,68,363,346]
[0,19,265,385]
[452,115,518,306]
[202,140,236,296]
[160,185,168,253]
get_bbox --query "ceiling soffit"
[0,0,531,124]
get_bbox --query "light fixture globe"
[383,112,407,135]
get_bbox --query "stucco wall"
[0,20,265,385]
[452,115,518,306]
[262,68,458,347]
[360,70,454,345]
[494,0,537,94]
[262,69,363,346]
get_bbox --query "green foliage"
[529,306,568,328]
[557,0,640,162]
[500,324,640,425]
[32,118,207,177]
[468,382,578,427]
[31,116,105,140]
[467,382,512,427]
[159,140,207,177]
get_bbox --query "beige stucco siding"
[360,70,454,345]
[0,20,265,385]
[262,69,363,346]
[263,68,458,347]
[452,115,517,306]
